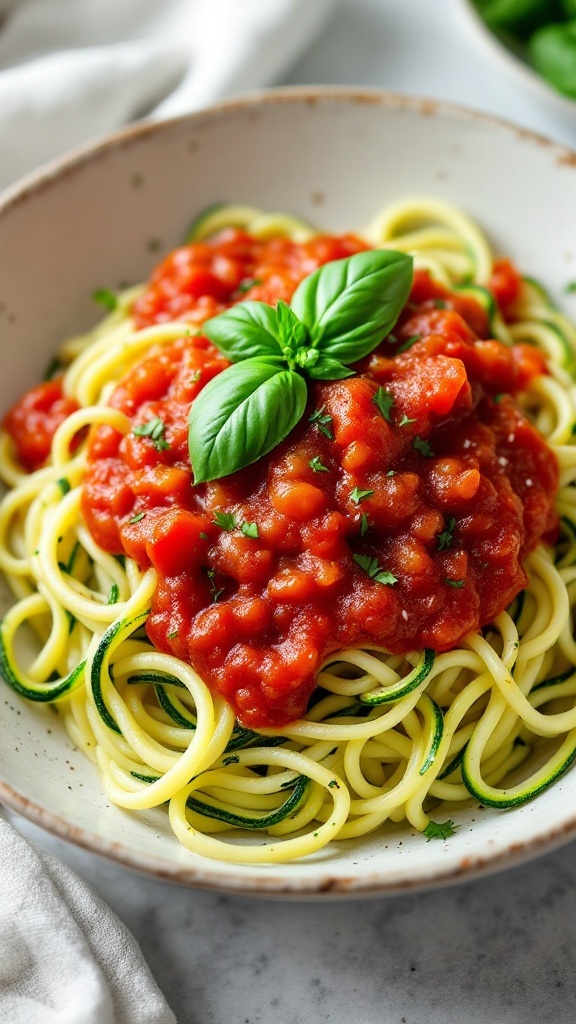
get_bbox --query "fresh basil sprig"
[188,249,413,484]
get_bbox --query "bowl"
[2,88,576,897]
[455,0,576,115]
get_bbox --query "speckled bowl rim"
[2,86,576,898]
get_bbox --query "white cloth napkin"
[0,0,335,191]
[0,817,176,1023]
[0,4,337,1019]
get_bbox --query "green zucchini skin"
[0,621,85,702]
[359,649,435,706]
[90,610,149,734]
[186,774,310,829]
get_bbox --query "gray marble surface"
[7,2,576,1022]
[12,811,576,1024]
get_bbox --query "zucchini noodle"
[1,197,576,864]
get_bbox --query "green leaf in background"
[188,358,307,483]
[202,301,282,361]
[529,21,576,97]
[290,249,414,363]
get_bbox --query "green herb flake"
[493,394,506,404]
[43,355,63,381]
[213,511,237,531]
[241,521,259,539]
[437,516,456,551]
[93,288,118,312]
[328,780,340,789]
[133,417,170,452]
[223,754,240,765]
[57,478,71,496]
[360,513,370,538]
[350,486,374,505]
[423,819,457,841]
[353,553,397,586]
[309,405,334,440]
[309,456,330,473]
[396,333,422,354]
[108,583,119,605]
[129,512,146,524]
[167,629,178,640]
[206,568,224,603]
[386,469,396,477]
[372,386,395,422]
[413,436,434,458]
[199,532,209,541]
[398,413,416,427]
[237,277,262,294]
[444,578,465,589]
[433,299,448,309]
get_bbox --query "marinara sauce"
[5,230,558,728]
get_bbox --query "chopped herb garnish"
[189,370,202,384]
[493,393,506,403]
[93,288,118,312]
[413,436,434,457]
[206,568,224,602]
[129,512,145,524]
[423,819,457,841]
[437,517,456,551]
[57,478,71,496]
[133,417,170,452]
[223,754,240,765]
[398,413,416,427]
[386,469,396,477]
[386,333,398,345]
[241,521,259,539]
[372,386,395,422]
[350,486,374,504]
[108,583,119,605]
[167,629,178,640]
[360,513,370,537]
[199,531,208,541]
[433,298,448,309]
[328,780,340,789]
[237,278,262,294]
[444,578,465,588]
[396,333,422,354]
[309,405,333,440]
[213,511,237,531]
[309,456,330,473]
[353,553,397,586]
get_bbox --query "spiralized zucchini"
[1,198,576,864]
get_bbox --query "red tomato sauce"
[6,230,559,728]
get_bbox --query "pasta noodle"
[1,197,576,864]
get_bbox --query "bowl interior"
[2,90,576,895]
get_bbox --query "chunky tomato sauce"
[4,230,558,728]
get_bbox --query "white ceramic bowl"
[2,88,576,897]
[455,0,576,114]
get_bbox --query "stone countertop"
[9,1,576,1021]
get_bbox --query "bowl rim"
[3,84,576,897]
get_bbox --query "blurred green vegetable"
[530,21,576,96]
[472,0,576,98]
[480,0,562,39]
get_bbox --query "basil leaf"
[276,300,309,351]
[202,302,281,362]
[306,355,353,381]
[290,249,413,364]
[188,358,307,483]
